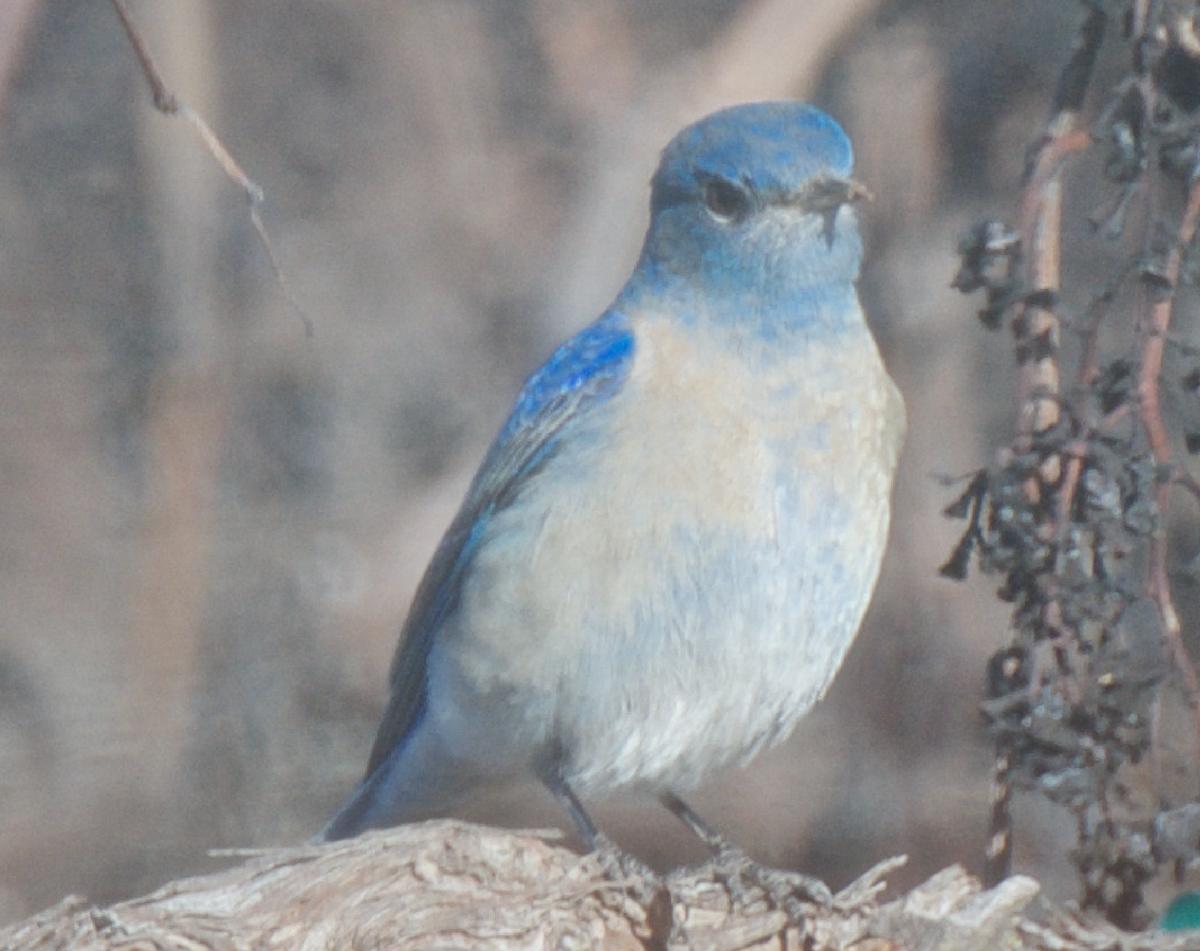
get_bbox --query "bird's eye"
[703,179,750,223]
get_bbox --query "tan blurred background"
[0,0,1161,925]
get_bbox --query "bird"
[320,101,905,874]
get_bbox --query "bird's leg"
[538,762,659,890]
[660,790,733,854]
[660,791,832,917]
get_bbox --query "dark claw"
[691,843,832,919]
[592,833,663,905]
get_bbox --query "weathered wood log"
[0,820,1193,950]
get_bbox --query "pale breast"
[440,307,903,792]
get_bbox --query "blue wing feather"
[364,310,635,776]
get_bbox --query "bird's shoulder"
[363,309,635,775]
[484,309,636,500]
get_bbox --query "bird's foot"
[592,833,662,905]
[691,843,832,921]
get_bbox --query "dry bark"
[3,819,1194,951]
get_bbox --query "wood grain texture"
[6,819,1179,951]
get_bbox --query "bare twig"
[1011,2,1105,443]
[1010,12,1098,542]
[1137,167,1200,735]
[982,5,1104,893]
[1123,0,1200,764]
[108,0,313,336]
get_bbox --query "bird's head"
[638,102,867,307]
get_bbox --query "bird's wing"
[364,310,635,776]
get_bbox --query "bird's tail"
[316,725,479,841]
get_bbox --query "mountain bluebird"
[321,102,905,870]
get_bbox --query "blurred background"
[0,0,1184,925]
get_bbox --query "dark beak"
[804,176,872,212]
[798,177,871,246]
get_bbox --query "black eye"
[703,179,750,222]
